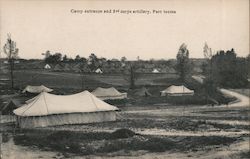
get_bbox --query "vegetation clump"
[111,128,136,139]
[13,129,238,156]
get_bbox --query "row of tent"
[22,85,128,100]
[46,63,102,73]
[11,61,201,74]
[44,64,177,74]
[21,85,194,98]
[1,85,194,128]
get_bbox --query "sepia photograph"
[0,0,249,158]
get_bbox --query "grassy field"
[1,69,233,102]
[11,70,177,92]
[1,69,249,158]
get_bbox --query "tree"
[121,56,127,63]
[42,50,51,59]
[247,54,250,79]
[128,64,136,89]
[63,55,68,62]
[45,52,62,63]
[124,63,139,89]
[120,56,127,67]
[80,57,87,64]
[203,42,212,59]
[75,55,81,62]
[3,34,19,89]
[53,53,62,62]
[210,48,248,88]
[176,43,191,82]
[202,42,216,97]
[88,53,99,71]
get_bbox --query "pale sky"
[0,0,249,60]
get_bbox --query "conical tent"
[160,85,194,96]
[1,100,21,115]
[14,91,119,128]
[134,87,152,97]
[44,64,51,69]
[95,68,103,74]
[22,85,53,94]
[92,87,127,100]
[152,68,160,73]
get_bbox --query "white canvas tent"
[14,91,119,128]
[161,85,194,96]
[92,87,127,100]
[152,68,160,73]
[95,68,103,74]
[22,85,53,94]
[44,64,51,69]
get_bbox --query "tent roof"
[95,68,103,73]
[22,85,53,93]
[92,87,123,97]
[14,91,118,117]
[1,99,22,114]
[152,68,160,73]
[161,85,194,94]
[44,64,51,69]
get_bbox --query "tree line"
[2,35,250,90]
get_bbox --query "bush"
[144,137,175,152]
[111,128,136,139]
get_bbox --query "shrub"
[111,129,135,139]
[144,137,175,152]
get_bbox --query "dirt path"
[137,129,249,137]
[192,75,249,107]
[220,89,250,107]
